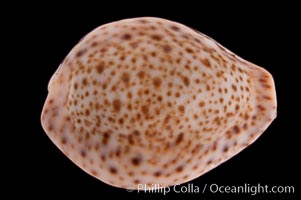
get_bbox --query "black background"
[9,2,299,199]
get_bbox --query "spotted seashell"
[41,17,277,189]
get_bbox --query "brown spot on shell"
[232,84,237,91]
[80,150,86,158]
[176,166,183,173]
[162,44,172,53]
[182,76,190,86]
[178,105,185,113]
[153,77,162,87]
[154,171,162,177]
[121,73,130,84]
[82,78,88,86]
[141,105,149,115]
[233,125,240,134]
[96,63,104,74]
[175,133,184,145]
[199,101,205,107]
[109,167,118,174]
[76,49,87,57]
[137,71,145,79]
[185,48,194,54]
[151,34,162,41]
[131,156,142,166]
[170,25,180,31]
[201,58,211,68]
[122,33,132,40]
[112,99,121,112]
